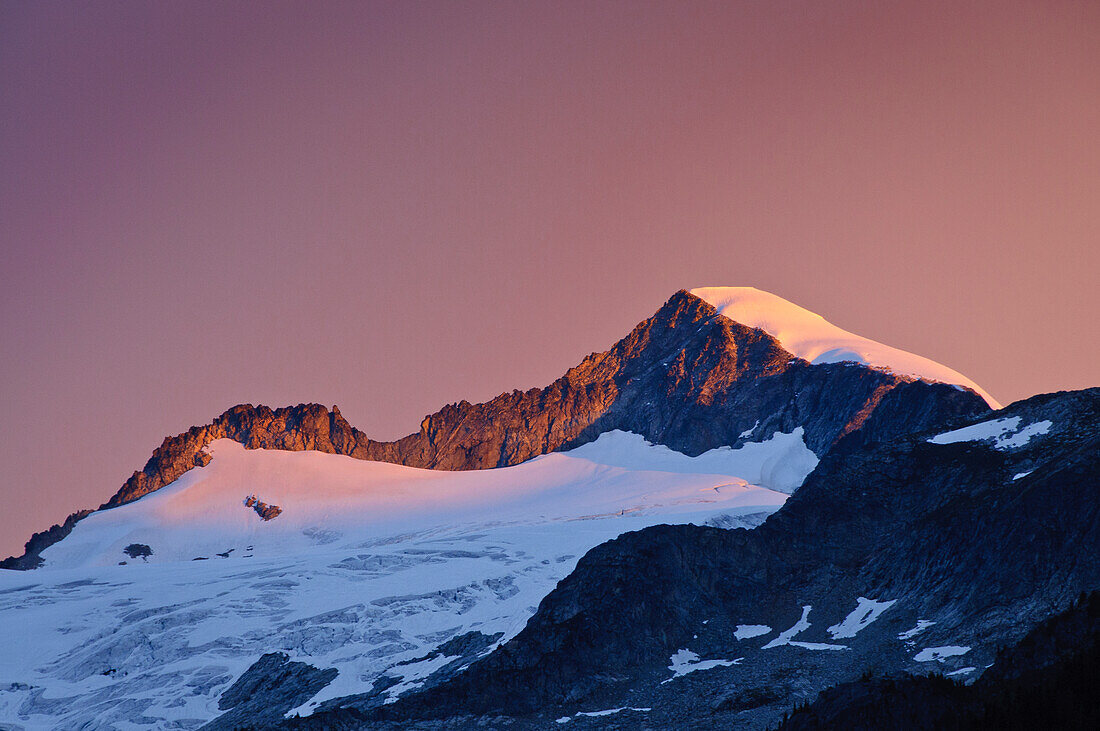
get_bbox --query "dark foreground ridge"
[3,289,987,569]
[777,589,1100,730]
[273,387,1098,729]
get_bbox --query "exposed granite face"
[332,388,1098,730]
[4,290,989,569]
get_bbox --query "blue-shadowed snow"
[379,653,462,705]
[560,428,818,494]
[915,645,971,662]
[1012,471,1033,481]
[928,417,1053,451]
[763,606,813,649]
[556,707,652,723]
[763,605,847,651]
[0,430,806,729]
[898,620,935,641]
[663,649,742,682]
[826,597,896,639]
[734,624,772,640]
[946,667,976,677]
[788,641,848,651]
[996,421,1052,449]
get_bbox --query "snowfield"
[0,430,807,730]
[928,416,1053,450]
[691,287,999,408]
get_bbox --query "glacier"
[0,430,811,729]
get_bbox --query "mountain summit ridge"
[3,288,991,569]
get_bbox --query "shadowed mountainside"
[291,388,1097,729]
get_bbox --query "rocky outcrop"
[0,509,93,570]
[325,388,1098,729]
[102,402,368,509]
[201,653,338,731]
[4,290,989,569]
[304,630,506,718]
[244,494,283,521]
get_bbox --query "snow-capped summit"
[690,287,999,408]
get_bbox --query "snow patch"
[763,605,847,650]
[564,428,818,495]
[663,649,742,681]
[1012,471,1032,481]
[946,667,976,677]
[383,653,462,703]
[787,641,849,651]
[556,707,653,722]
[929,417,1053,451]
[734,624,772,640]
[996,421,1053,449]
[763,606,813,649]
[827,597,896,639]
[915,645,971,662]
[690,287,999,407]
[898,620,935,641]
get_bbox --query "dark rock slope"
[3,289,987,568]
[200,653,338,731]
[298,387,1097,730]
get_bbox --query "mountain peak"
[689,286,1000,408]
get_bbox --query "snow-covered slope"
[691,287,999,408]
[1,430,811,729]
[39,430,812,570]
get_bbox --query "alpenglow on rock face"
[4,288,991,569]
[99,288,993,507]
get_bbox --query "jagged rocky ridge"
[3,290,987,569]
[284,388,1099,729]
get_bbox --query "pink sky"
[2,1,1098,557]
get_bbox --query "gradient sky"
[2,0,1098,557]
